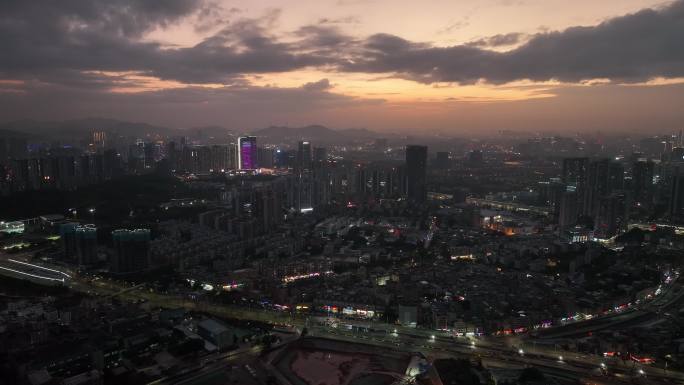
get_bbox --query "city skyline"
[1,0,683,133]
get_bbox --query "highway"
[3,249,683,384]
[66,277,684,384]
[307,326,683,384]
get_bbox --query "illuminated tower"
[237,136,258,170]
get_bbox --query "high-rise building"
[296,141,313,172]
[434,152,450,169]
[669,166,684,223]
[210,145,230,172]
[60,222,79,260]
[75,224,98,265]
[562,157,588,214]
[257,147,275,169]
[584,159,624,217]
[559,190,579,230]
[274,149,290,169]
[405,145,428,203]
[594,192,629,239]
[111,229,151,273]
[313,147,327,163]
[237,136,258,170]
[632,160,654,208]
[467,150,483,166]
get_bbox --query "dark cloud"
[302,79,332,91]
[293,25,355,50]
[467,33,526,48]
[1,0,684,90]
[343,0,684,84]
[0,1,327,85]
[0,78,383,128]
[317,16,360,25]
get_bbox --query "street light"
[558,356,563,362]
[518,349,524,355]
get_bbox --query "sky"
[0,0,683,135]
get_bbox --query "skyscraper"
[313,147,327,163]
[296,141,313,172]
[75,224,98,265]
[405,145,428,203]
[559,190,579,230]
[237,136,258,170]
[594,192,629,239]
[632,160,654,208]
[257,147,275,169]
[669,166,684,223]
[562,157,588,214]
[585,159,624,217]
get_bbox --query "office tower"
[75,224,98,265]
[78,155,92,185]
[227,141,238,170]
[293,172,314,213]
[594,192,629,239]
[102,149,121,179]
[585,159,624,217]
[274,149,290,169]
[539,179,566,217]
[297,141,313,172]
[313,147,327,163]
[237,136,258,170]
[435,152,450,169]
[92,131,107,148]
[467,150,483,166]
[669,166,684,223]
[197,146,212,173]
[562,157,589,214]
[405,145,428,203]
[60,222,79,260]
[673,147,684,162]
[128,143,145,174]
[111,229,151,273]
[0,138,7,162]
[632,160,654,208]
[559,190,579,230]
[145,142,161,170]
[209,145,228,172]
[167,141,179,171]
[257,147,275,169]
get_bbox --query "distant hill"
[0,118,179,141]
[0,128,31,138]
[0,119,388,144]
[251,124,388,144]
[185,126,234,141]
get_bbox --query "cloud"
[342,0,684,84]
[467,33,526,48]
[0,1,327,85]
[0,78,383,128]
[1,0,684,90]
[302,78,332,91]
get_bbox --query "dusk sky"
[1,0,683,134]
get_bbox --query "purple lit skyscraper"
[238,136,258,170]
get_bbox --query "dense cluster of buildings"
[4,128,684,381]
